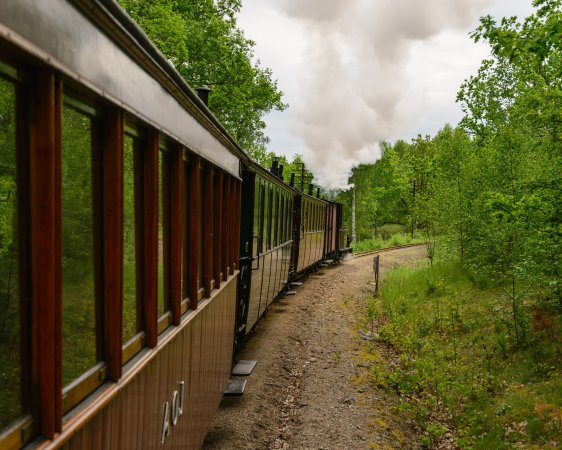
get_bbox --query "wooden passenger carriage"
[0,0,243,448]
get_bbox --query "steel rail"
[350,242,427,259]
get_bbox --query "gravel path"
[203,246,426,450]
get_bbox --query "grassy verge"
[352,232,425,253]
[366,260,562,448]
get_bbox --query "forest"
[343,2,561,447]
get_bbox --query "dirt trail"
[203,246,426,450]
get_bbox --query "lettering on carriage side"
[177,380,185,415]
[161,402,170,444]
[161,380,186,444]
[171,391,179,426]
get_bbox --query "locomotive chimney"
[270,158,279,176]
[196,85,211,106]
[278,164,284,180]
[316,187,320,198]
[289,173,295,187]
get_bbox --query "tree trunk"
[352,187,356,242]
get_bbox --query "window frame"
[59,92,107,413]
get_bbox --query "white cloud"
[238,0,536,189]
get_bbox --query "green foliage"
[118,0,287,158]
[377,224,406,240]
[341,2,561,352]
[0,77,20,429]
[60,106,97,386]
[371,260,562,448]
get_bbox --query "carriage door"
[235,169,256,343]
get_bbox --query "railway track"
[350,242,427,259]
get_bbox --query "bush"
[376,223,406,240]
[371,259,562,448]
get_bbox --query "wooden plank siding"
[44,274,237,450]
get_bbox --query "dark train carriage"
[0,0,244,449]
[236,162,295,339]
[324,201,351,260]
[292,193,328,273]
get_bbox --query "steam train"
[0,1,350,449]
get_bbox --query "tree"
[455,0,562,342]
[118,0,287,158]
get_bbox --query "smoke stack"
[289,173,295,187]
[278,165,284,180]
[308,184,313,195]
[270,158,279,176]
[196,85,211,106]
[316,187,320,198]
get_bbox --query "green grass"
[366,260,562,448]
[352,232,425,253]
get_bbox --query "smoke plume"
[278,0,492,189]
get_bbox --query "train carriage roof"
[0,0,247,177]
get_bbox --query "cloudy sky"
[238,0,535,189]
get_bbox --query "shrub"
[377,223,406,240]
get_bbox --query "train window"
[314,204,320,231]
[263,183,270,251]
[283,195,288,242]
[61,103,100,387]
[252,180,260,257]
[301,200,305,233]
[123,133,141,344]
[258,181,265,254]
[283,195,291,242]
[221,173,230,279]
[314,204,317,231]
[278,194,283,244]
[283,195,287,241]
[278,190,282,246]
[158,147,172,317]
[307,201,311,232]
[212,171,222,285]
[268,185,274,250]
[275,191,281,246]
[210,168,215,289]
[286,195,290,240]
[271,186,277,248]
[288,196,292,240]
[198,164,204,291]
[181,153,190,308]
[0,76,26,432]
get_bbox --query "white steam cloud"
[278,0,492,189]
